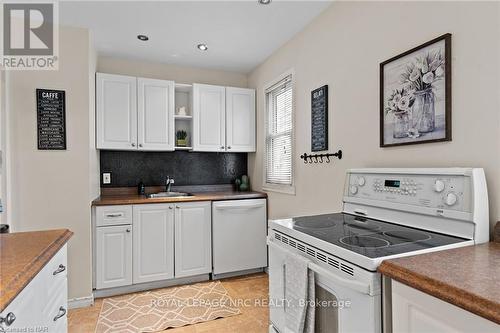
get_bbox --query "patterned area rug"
[95,281,241,332]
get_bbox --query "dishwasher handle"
[214,201,265,210]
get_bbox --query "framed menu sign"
[37,89,66,150]
[311,85,328,151]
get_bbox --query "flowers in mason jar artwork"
[386,50,445,138]
[400,50,445,91]
[385,88,414,115]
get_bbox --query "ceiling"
[59,1,332,73]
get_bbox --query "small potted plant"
[176,130,187,147]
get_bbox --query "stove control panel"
[346,171,472,212]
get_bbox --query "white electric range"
[268,168,489,333]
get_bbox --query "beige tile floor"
[68,273,269,333]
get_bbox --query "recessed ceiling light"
[197,43,208,51]
[258,0,271,4]
[137,35,149,41]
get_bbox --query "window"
[264,73,294,194]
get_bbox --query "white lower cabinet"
[174,202,212,278]
[392,280,499,333]
[133,204,175,283]
[0,245,68,333]
[95,201,213,290]
[95,225,132,289]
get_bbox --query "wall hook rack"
[300,150,342,164]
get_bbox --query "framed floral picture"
[380,33,451,147]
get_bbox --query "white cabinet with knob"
[94,202,213,292]
[133,204,175,284]
[192,84,226,152]
[137,78,175,151]
[226,87,256,152]
[193,84,256,152]
[96,73,137,150]
[96,73,175,151]
[95,224,133,289]
[0,246,68,333]
[174,202,212,278]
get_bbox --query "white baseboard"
[68,295,94,309]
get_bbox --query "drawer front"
[39,245,68,303]
[43,280,68,332]
[96,205,133,227]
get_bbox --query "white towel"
[284,252,315,333]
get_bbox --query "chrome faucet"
[165,176,175,192]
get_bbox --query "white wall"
[8,26,95,300]
[97,56,248,87]
[248,1,500,233]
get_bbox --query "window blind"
[265,75,293,186]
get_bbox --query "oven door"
[268,239,381,333]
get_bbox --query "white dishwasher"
[212,198,267,275]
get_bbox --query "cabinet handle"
[175,206,180,209]
[139,143,143,147]
[131,143,136,147]
[227,146,231,149]
[53,264,66,275]
[126,228,131,232]
[0,312,16,327]
[169,206,173,209]
[105,213,123,218]
[53,307,66,322]
[220,146,225,150]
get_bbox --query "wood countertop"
[0,229,73,311]
[378,242,500,324]
[92,190,267,206]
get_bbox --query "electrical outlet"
[102,173,111,184]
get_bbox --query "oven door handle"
[308,262,371,295]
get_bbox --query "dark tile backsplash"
[100,151,247,187]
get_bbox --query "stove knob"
[445,192,457,206]
[350,185,358,195]
[357,177,366,186]
[434,180,445,193]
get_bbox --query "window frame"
[262,69,296,195]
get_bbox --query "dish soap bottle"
[138,181,145,196]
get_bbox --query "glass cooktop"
[290,213,467,258]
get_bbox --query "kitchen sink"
[146,192,193,198]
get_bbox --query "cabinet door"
[96,73,137,150]
[226,87,256,152]
[95,225,132,289]
[392,280,499,333]
[133,204,175,284]
[137,78,175,151]
[192,84,226,152]
[174,201,212,278]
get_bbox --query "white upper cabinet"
[137,78,175,151]
[96,75,255,153]
[193,84,256,152]
[96,73,175,151]
[192,84,226,152]
[96,73,137,150]
[226,87,256,152]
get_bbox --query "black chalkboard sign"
[311,85,328,152]
[37,89,66,150]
